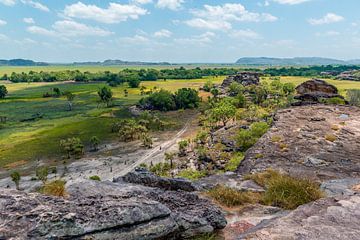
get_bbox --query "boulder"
[294,79,345,105]
[0,178,226,239]
[115,167,197,192]
[221,72,261,89]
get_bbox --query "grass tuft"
[325,134,337,142]
[41,179,67,197]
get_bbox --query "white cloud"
[230,29,261,39]
[0,19,7,26]
[132,0,153,4]
[27,20,113,38]
[186,3,277,30]
[21,0,49,12]
[316,31,340,37]
[23,17,35,24]
[0,0,16,6]
[119,35,150,44]
[0,33,9,41]
[308,13,344,25]
[174,32,215,45]
[273,0,309,4]
[154,29,172,38]
[157,0,184,11]
[63,2,148,24]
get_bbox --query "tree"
[178,140,189,157]
[98,86,113,107]
[208,99,236,127]
[139,89,176,111]
[124,89,129,97]
[118,119,148,142]
[10,171,21,190]
[174,88,201,109]
[36,167,49,184]
[64,91,75,111]
[60,137,84,159]
[128,75,141,88]
[90,136,100,151]
[0,85,8,99]
[165,152,176,169]
[141,133,153,149]
[203,80,214,92]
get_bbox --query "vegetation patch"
[177,169,207,180]
[41,180,67,197]
[325,134,337,142]
[225,153,244,172]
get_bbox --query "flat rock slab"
[0,178,226,240]
[238,105,360,181]
[238,195,360,240]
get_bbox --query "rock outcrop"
[239,195,360,240]
[238,105,360,181]
[0,171,226,240]
[294,79,345,105]
[221,72,260,89]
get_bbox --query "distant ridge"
[72,59,172,66]
[235,57,360,66]
[0,59,48,66]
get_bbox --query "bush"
[0,85,8,99]
[203,80,214,92]
[225,153,244,172]
[36,166,49,184]
[262,174,323,210]
[207,185,261,207]
[174,88,201,109]
[41,180,67,197]
[10,171,21,190]
[89,175,101,181]
[347,89,360,106]
[319,97,346,105]
[150,162,172,177]
[236,122,269,151]
[140,89,176,111]
[60,137,84,159]
[177,169,206,180]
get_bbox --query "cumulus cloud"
[174,32,215,45]
[273,0,310,4]
[21,0,49,12]
[230,29,261,39]
[63,2,148,24]
[185,3,277,30]
[0,19,7,26]
[308,13,344,25]
[316,31,340,37]
[132,0,153,4]
[154,29,172,38]
[0,0,16,6]
[23,18,35,24]
[27,20,113,38]
[119,35,150,44]
[156,0,184,11]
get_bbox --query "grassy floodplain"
[0,76,224,168]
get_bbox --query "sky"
[0,0,359,63]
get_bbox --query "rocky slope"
[0,169,226,239]
[238,104,360,180]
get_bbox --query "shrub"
[203,80,214,92]
[60,137,84,159]
[140,89,176,111]
[150,162,172,177]
[36,166,49,184]
[319,97,346,105]
[262,174,323,210]
[0,85,8,98]
[236,122,269,151]
[178,140,189,156]
[177,169,206,180]
[225,153,244,172]
[207,185,261,207]
[174,88,201,109]
[347,89,360,106]
[10,171,21,190]
[41,180,67,197]
[89,175,101,181]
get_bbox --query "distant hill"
[72,59,172,66]
[0,59,49,66]
[235,57,355,66]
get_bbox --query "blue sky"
[0,0,359,63]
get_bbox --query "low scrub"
[41,180,67,197]
[177,169,206,180]
[207,185,261,207]
[89,175,101,181]
[225,153,244,172]
[246,170,323,210]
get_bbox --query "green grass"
[0,77,224,168]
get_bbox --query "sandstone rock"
[0,178,226,239]
[221,72,260,89]
[321,178,360,197]
[238,105,360,181]
[238,195,360,240]
[294,79,345,105]
[115,167,197,192]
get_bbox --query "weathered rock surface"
[221,72,260,89]
[238,105,360,181]
[238,195,360,240]
[0,174,226,239]
[294,79,346,105]
[116,167,197,192]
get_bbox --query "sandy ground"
[0,117,197,191]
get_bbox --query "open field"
[0,76,224,168]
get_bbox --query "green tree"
[0,85,8,99]
[141,133,153,149]
[36,167,49,184]
[139,89,176,111]
[165,152,176,169]
[10,171,21,190]
[90,136,100,151]
[128,75,141,88]
[208,99,236,127]
[174,88,201,109]
[124,89,129,97]
[64,91,75,111]
[178,140,189,157]
[203,80,214,92]
[60,137,84,159]
[98,86,113,107]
